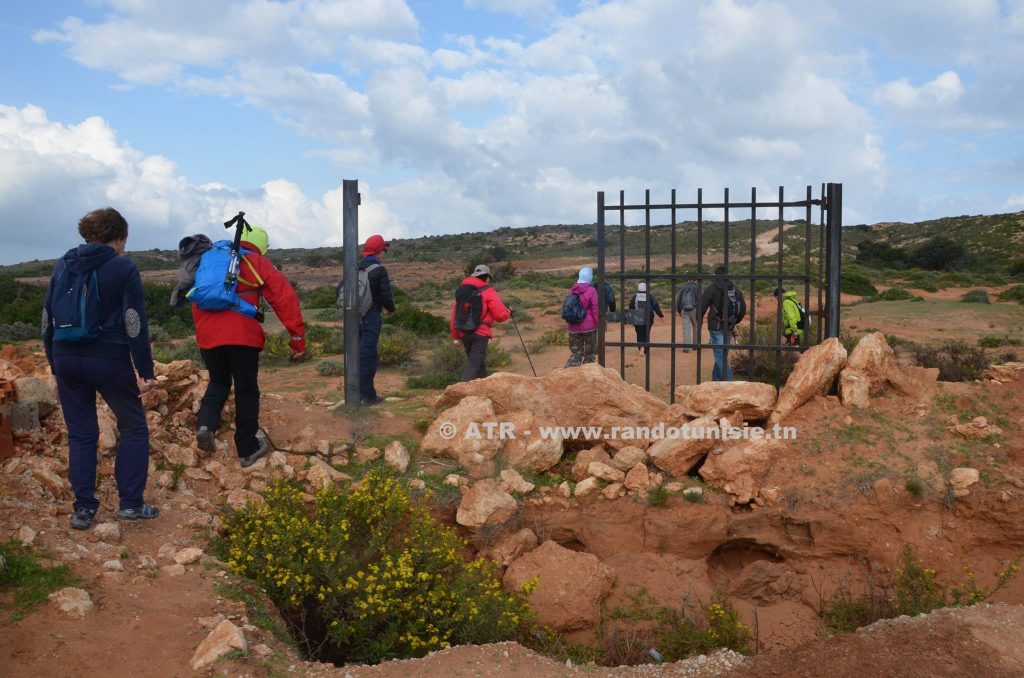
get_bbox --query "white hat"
[471,264,491,278]
[638,282,647,292]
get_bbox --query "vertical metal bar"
[826,183,843,338]
[722,187,730,379]
[748,187,756,380]
[696,188,703,385]
[597,191,606,366]
[619,189,626,377]
[817,183,825,343]
[804,185,812,347]
[670,188,677,404]
[775,185,784,388]
[342,179,361,407]
[644,188,651,391]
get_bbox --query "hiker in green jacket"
[774,287,803,345]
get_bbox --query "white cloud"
[464,0,557,18]
[0,105,405,264]
[876,71,964,109]
[1005,193,1024,210]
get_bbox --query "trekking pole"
[222,211,264,322]
[509,311,537,377]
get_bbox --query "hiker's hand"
[137,378,156,395]
[507,306,514,315]
[385,308,395,316]
[290,349,311,362]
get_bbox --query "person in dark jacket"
[628,282,664,354]
[699,266,747,381]
[42,207,158,530]
[193,226,308,465]
[358,234,396,405]
[450,264,511,381]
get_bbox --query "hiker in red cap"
[357,234,395,405]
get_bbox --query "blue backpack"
[51,265,109,343]
[186,241,262,319]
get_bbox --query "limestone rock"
[305,457,351,490]
[675,381,777,421]
[173,547,204,565]
[435,364,668,435]
[952,417,1003,439]
[500,410,564,473]
[0,358,24,380]
[682,486,704,500]
[588,462,625,483]
[14,376,60,417]
[572,445,611,482]
[29,462,67,498]
[699,438,780,505]
[557,481,571,498]
[573,477,600,497]
[354,446,381,463]
[769,338,847,424]
[421,396,501,479]
[623,463,650,492]
[154,360,194,382]
[602,482,623,500]
[94,522,121,543]
[190,620,247,671]
[455,479,518,528]
[444,474,468,488]
[983,362,1024,383]
[839,332,937,407]
[949,467,980,497]
[503,540,615,632]
[17,525,36,545]
[482,528,539,567]
[499,468,535,494]
[48,587,94,619]
[97,410,118,453]
[646,417,718,478]
[103,559,124,572]
[610,445,647,472]
[163,443,197,468]
[226,489,264,510]
[383,440,410,475]
[161,563,186,577]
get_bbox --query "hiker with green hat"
[191,222,308,467]
[774,287,805,346]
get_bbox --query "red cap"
[362,234,389,256]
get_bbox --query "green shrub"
[960,289,990,304]
[321,329,344,355]
[407,373,461,390]
[910,237,969,271]
[527,328,569,352]
[316,360,344,376]
[487,342,512,369]
[840,272,878,297]
[300,285,338,310]
[997,285,1024,304]
[0,276,46,325]
[152,338,202,364]
[0,322,40,344]
[877,286,916,301]
[315,308,340,321]
[905,475,924,498]
[263,331,293,361]
[1009,260,1024,278]
[979,335,1022,348]
[218,474,535,664]
[729,320,799,385]
[385,307,448,337]
[306,324,334,343]
[646,485,669,507]
[912,340,990,381]
[378,326,416,365]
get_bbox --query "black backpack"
[454,284,489,332]
[710,286,741,329]
[561,292,587,324]
[677,283,697,312]
[794,300,810,330]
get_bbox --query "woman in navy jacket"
[42,208,159,530]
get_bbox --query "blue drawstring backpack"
[51,265,110,343]
[186,240,263,319]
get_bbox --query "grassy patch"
[646,485,669,507]
[0,539,80,620]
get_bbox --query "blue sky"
[1,0,1023,264]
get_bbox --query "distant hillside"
[2,211,1022,277]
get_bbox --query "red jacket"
[193,244,306,352]
[450,276,510,339]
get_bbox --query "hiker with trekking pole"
[451,264,513,382]
[182,212,308,467]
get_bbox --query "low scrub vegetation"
[912,340,990,381]
[0,538,80,621]
[216,473,535,665]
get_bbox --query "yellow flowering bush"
[218,471,534,664]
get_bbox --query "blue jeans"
[54,353,150,511]
[359,309,382,401]
[710,329,734,381]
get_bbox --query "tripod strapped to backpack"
[222,211,265,323]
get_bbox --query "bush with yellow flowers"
[218,471,535,665]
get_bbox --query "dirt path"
[755,223,797,258]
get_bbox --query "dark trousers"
[54,353,149,511]
[633,324,649,350]
[197,345,261,457]
[359,309,382,401]
[461,333,489,381]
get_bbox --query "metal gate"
[596,183,842,400]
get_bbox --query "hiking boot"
[69,507,96,530]
[239,436,269,468]
[116,503,159,520]
[196,426,216,453]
